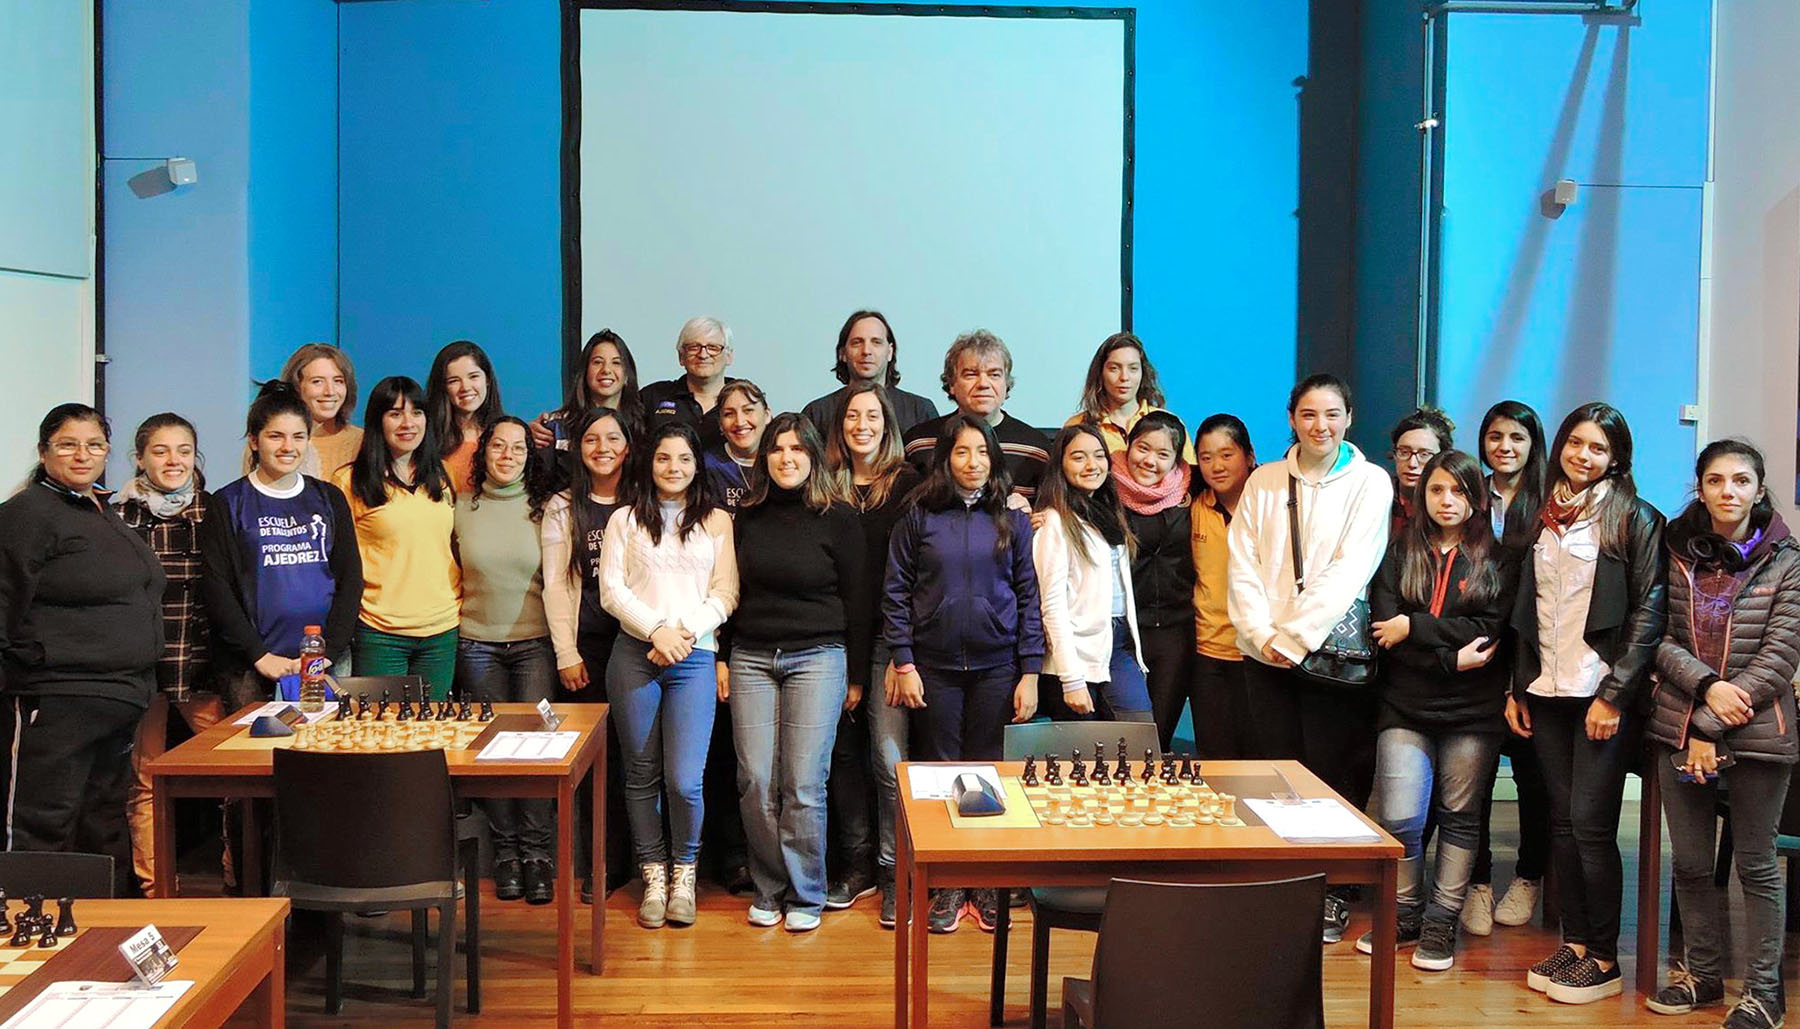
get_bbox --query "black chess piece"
[1092,743,1110,785]
[459,698,473,721]
[1021,755,1038,787]
[479,699,495,722]
[356,692,370,718]
[439,700,454,720]
[1141,749,1155,785]
[54,898,75,938]
[0,889,10,936]
[1180,755,1197,783]
[396,696,412,721]
[36,923,55,948]
[337,695,352,721]
[23,895,44,926]
[1161,754,1179,785]
[1070,754,1088,787]
[9,915,34,948]
[1117,737,1129,772]
[416,696,434,721]
[1045,754,1062,786]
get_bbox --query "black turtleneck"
[731,485,872,684]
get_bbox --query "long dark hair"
[628,421,722,545]
[743,412,844,511]
[832,310,903,388]
[1667,438,1776,570]
[561,329,641,419]
[562,407,634,582]
[1394,450,1501,607]
[131,412,206,489]
[1038,422,1133,566]
[1546,402,1639,556]
[909,412,1015,555]
[825,381,907,509]
[245,381,311,475]
[425,340,504,447]
[351,376,448,508]
[1478,399,1547,547]
[1078,332,1167,420]
[468,415,556,519]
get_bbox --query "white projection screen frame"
[562,1,1134,428]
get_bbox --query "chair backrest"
[1088,875,1327,1029]
[0,851,115,899]
[329,675,429,702]
[1002,720,1161,763]
[272,748,456,890]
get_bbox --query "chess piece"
[0,889,10,936]
[375,699,387,721]
[1092,743,1110,785]
[1180,755,1197,783]
[416,696,434,721]
[1070,754,1088,787]
[10,918,33,948]
[23,896,44,927]
[1160,755,1179,785]
[1045,754,1063,786]
[356,693,369,719]
[37,922,55,948]
[459,698,473,721]
[479,699,495,721]
[1021,755,1038,787]
[54,898,75,938]
[439,700,454,720]
[396,696,412,721]
[1117,737,1129,773]
[1141,749,1155,785]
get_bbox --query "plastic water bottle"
[299,624,328,713]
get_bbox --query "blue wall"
[1433,6,1710,512]
[335,0,1308,450]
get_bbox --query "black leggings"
[1241,659,1376,810]
[1140,623,1195,751]
[1190,653,1253,759]
[1472,731,1551,884]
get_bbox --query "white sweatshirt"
[1032,508,1147,692]
[1227,442,1392,665]
[598,502,739,652]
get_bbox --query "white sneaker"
[747,904,781,927]
[1492,876,1541,927]
[784,910,821,933]
[638,862,668,928]
[666,862,698,926]
[1460,883,1494,937]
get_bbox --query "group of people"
[0,311,1792,1028]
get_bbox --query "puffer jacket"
[1648,509,1800,763]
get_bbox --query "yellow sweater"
[332,466,461,636]
[1189,490,1241,660]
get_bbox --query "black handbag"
[1285,475,1378,688]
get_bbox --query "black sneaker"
[1411,918,1456,971]
[1321,893,1350,944]
[1354,913,1421,954]
[968,889,999,933]
[494,859,524,902]
[523,860,554,905]
[1527,944,1583,992]
[825,866,878,911]
[1546,957,1623,1005]
[1645,963,1725,1015]
[1724,991,1786,1029]
[878,868,897,929]
[928,889,964,934]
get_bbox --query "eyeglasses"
[486,442,530,457]
[49,440,110,457]
[1392,446,1439,465]
[679,342,726,357]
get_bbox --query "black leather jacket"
[1510,497,1668,711]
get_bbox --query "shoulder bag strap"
[1287,473,1305,591]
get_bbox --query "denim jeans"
[353,623,459,701]
[458,636,557,864]
[1042,618,1155,724]
[607,642,718,865]
[1659,745,1791,995]
[1529,694,1635,963]
[914,665,1017,762]
[829,645,911,874]
[1369,726,1500,924]
[729,643,848,916]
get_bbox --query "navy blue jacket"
[882,501,1044,674]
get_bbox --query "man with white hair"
[639,316,742,451]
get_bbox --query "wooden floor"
[243,799,1783,1027]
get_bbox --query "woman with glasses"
[1388,408,1455,538]
[0,405,164,894]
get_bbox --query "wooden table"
[893,759,1404,1029]
[1632,758,1670,996]
[0,897,288,1027]
[146,702,607,1028]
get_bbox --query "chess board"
[1020,777,1248,829]
[214,712,528,752]
[0,926,85,997]
[0,926,202,1012]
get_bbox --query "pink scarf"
[1110,451,1190,515]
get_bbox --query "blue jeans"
[1368,726,1500,924]
[457,636,557,864]
[828,644,912,873]
[729,643,847,916]
[1659,746,1791,996]
[1045,618,1154,723]
[606,642,718,865]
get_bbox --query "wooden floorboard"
[242,799,1784,1027]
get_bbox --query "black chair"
[327,674,429,704]
[0,851,115,899]
[1062,875,1328,1029]
[991,719,1162,1029]
[272,748,480,1027]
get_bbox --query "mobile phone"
[1670,748,1736,784]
